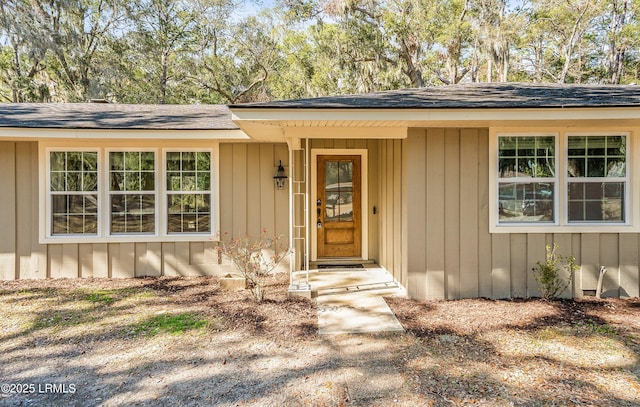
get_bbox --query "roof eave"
[231,106,640,123]
[0,127,250,140]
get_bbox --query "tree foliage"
[1,0,640,103]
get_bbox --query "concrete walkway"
[304,266,406,334]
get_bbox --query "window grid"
[567,135,627,223]
[109,151,156,234]
[493,132,631,230]
[498,136,556,224]
[49,151,99,235]
[45,146,216,240]
[166,151,212,234]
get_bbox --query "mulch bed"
[2,275,640,406]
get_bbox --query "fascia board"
[0,128,250,140]
[231,107,640,123]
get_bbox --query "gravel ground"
[1,274,639,406]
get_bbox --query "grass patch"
[576,319,619,336]
[30,308,95,330]
[536,326,564,341]
[85,290,116,305]
[133,312,209,336]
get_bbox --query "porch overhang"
[230,107,640,143]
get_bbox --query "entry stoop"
[289,260,378,299]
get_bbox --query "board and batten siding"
[0,141,289,280]
[377,139,407,289]
[405,128,640,300]
[0,141,46,280]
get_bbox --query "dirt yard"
[1,273,639,406]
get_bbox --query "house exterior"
[2,83,640,300]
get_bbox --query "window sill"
[40,235,219,245]
[490,224,637,234]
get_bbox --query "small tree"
[217,229,289,302]
[533,243,579,300]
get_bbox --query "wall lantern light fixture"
[273,160,288,190]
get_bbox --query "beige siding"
[368,139,380,264]
[0,141,287,280]
[0,142,16,280]
[445,129,461,299]
[580,234,600,291]
[405,128,640,300]
[600,234,620,298]
[219,142,288,237]
[491,234,511,299]
[377,139,406,288]
[405,129,427,298]
[554,234,573,298]
[16,143,39,279]
[619,234,639,298]
[477,129,493,298]
[526,234,546,298]
[274,144,289,241]
[426,130,446,299]
[2,136,640,300]
[510,234,528,298]
[459,129,480,298]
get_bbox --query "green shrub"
[533,243,578,300]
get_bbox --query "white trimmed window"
[492,131,631,232]
[498,135,557,224]
[43,143,217,242]
[165,151,212,234]
[49,150,100,235]
[567,135,627,223]
[109,150,157,234]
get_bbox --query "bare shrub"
[217,229,289,302]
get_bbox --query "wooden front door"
[317,155,362,257]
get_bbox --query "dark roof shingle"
[231,83,640,109]
[0,103,238,130]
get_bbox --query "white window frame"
[495,133,559,227]
[45,148,102,237]
[105,148,159,236]
[40,140,220,243]
[565,133,630,226]
[162,148,215,236]
[490,128,637,233]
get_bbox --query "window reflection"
[325,160,354,222]
[499,183,554,223]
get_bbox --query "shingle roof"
[231,83,640,109]
[0,103,238,130]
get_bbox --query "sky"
[236,0,278,18]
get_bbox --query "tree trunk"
[400,39,424,88]
[160,50,169,104]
